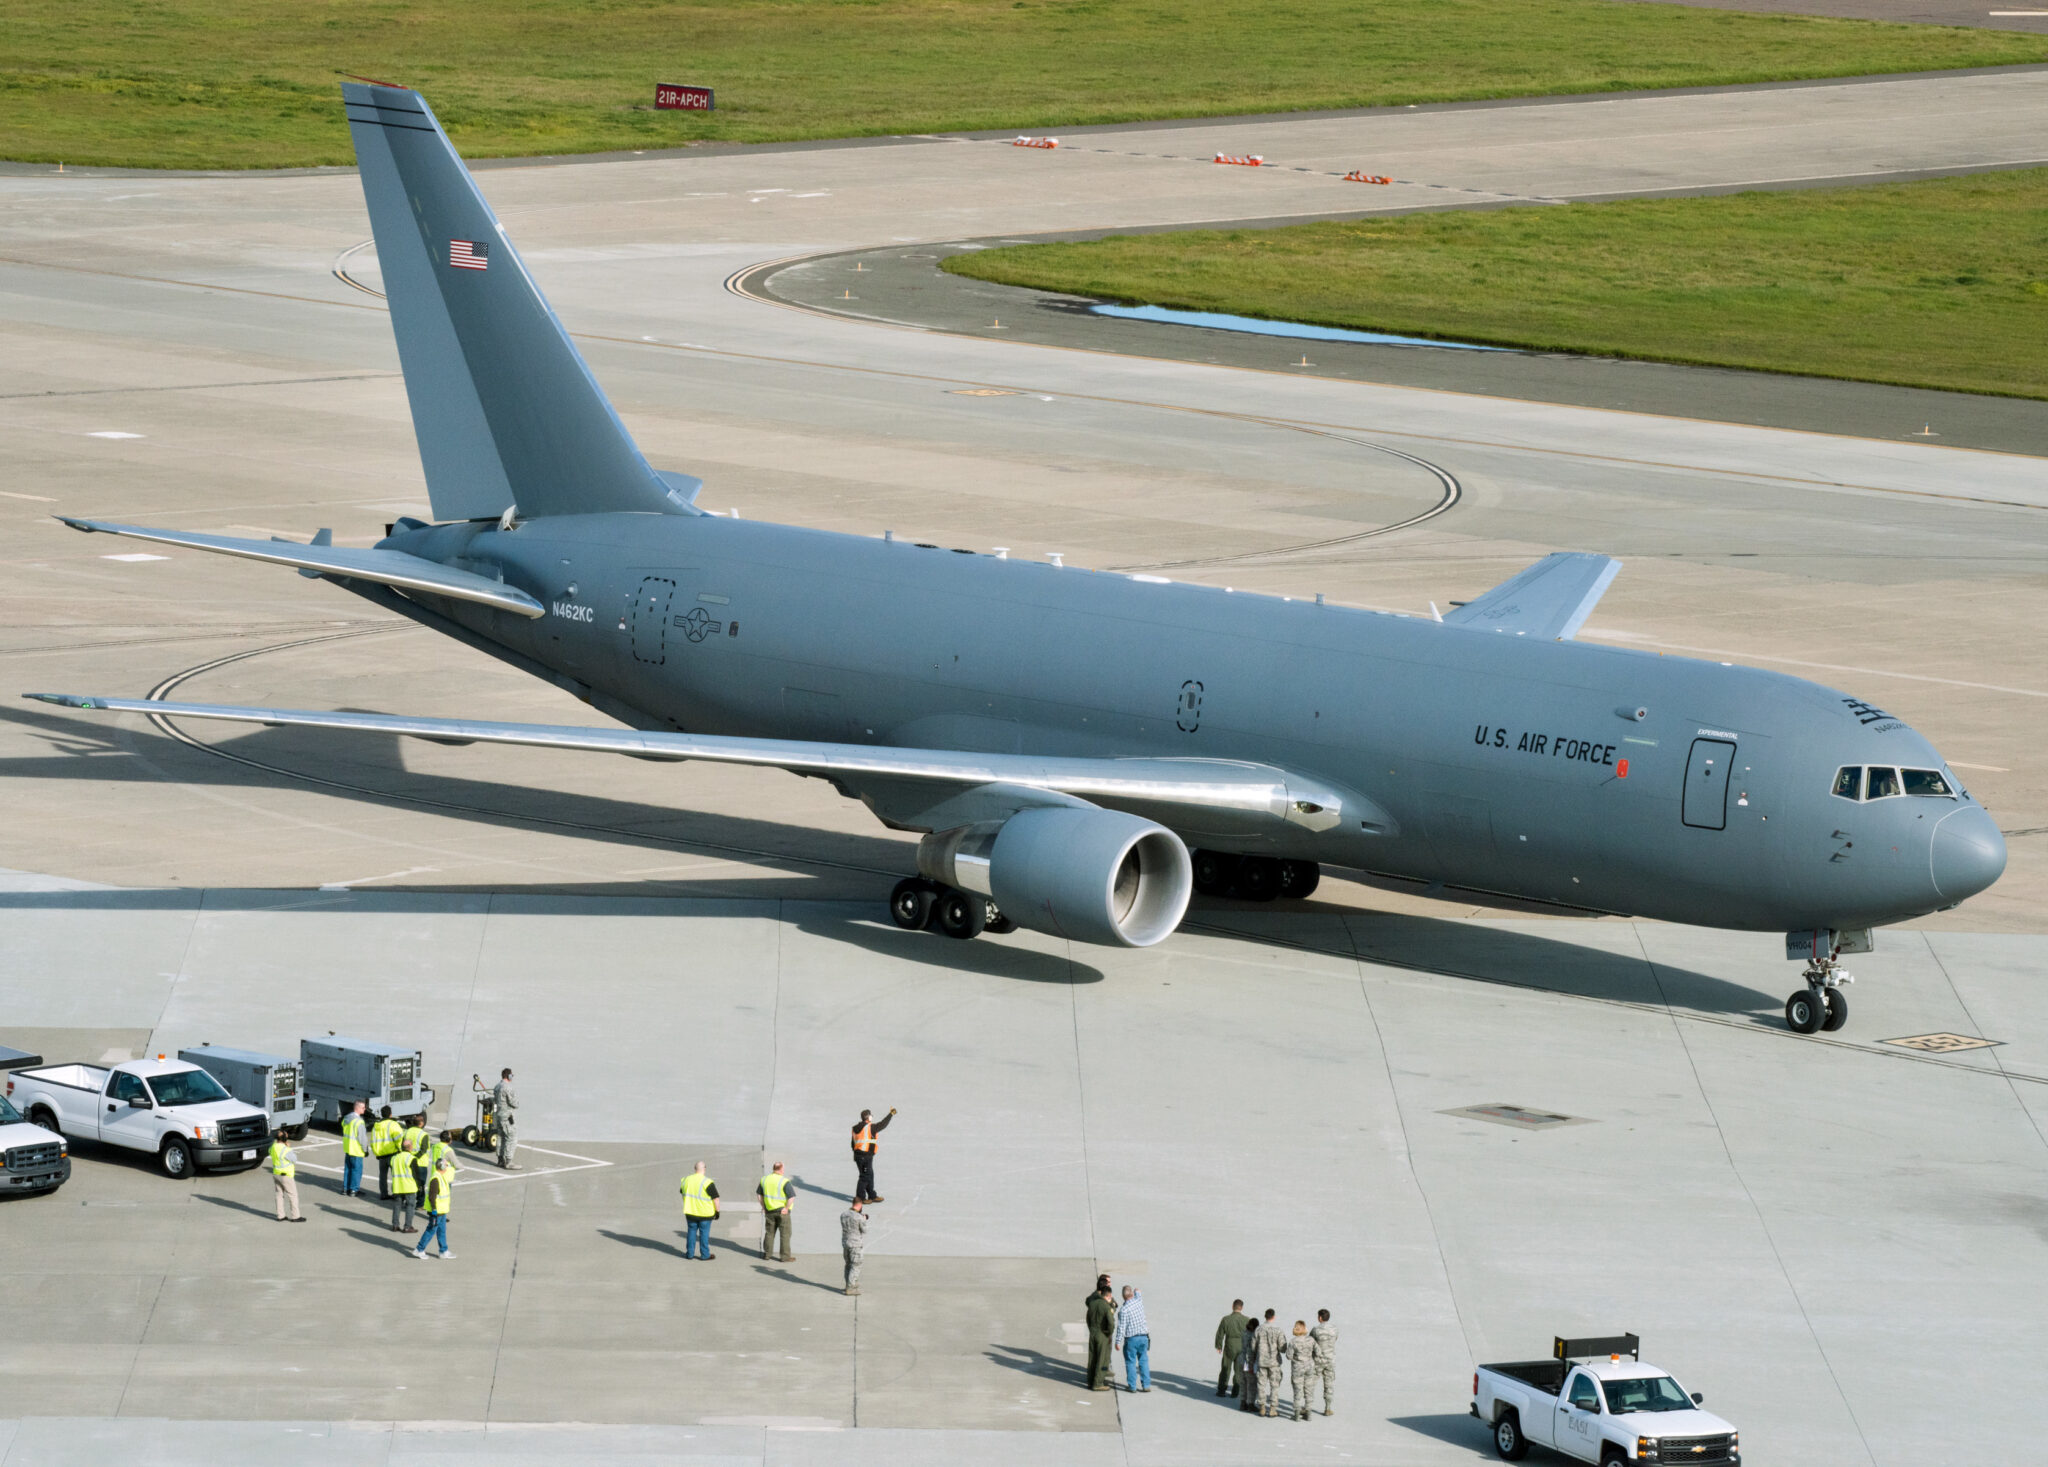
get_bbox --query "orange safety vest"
[853,1122,876,1153]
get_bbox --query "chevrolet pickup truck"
[5,1058,270,1178]
[0,1091,69,1195]
[1474,1334,1738,1465]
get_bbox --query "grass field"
[943,169,2048,400]
[6,0,2048,169]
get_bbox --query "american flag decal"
[449,239,488,271]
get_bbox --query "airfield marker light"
[1048,552,1064,567]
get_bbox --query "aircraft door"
[1682,738,1736,830]
[630,577,675,666]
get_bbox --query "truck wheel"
[1492,1410,1528,1461]
[289,1123,309,1141]
[461,1124,481,1147]
[30,1106,59,1133]
[161,1136,194,1179]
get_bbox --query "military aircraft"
[32,84,2005,1034]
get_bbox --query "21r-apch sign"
[655,83,714,111]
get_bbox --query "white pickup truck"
[5,1058,272,1179]
[1473,1334,1739,1466]
[0,1091,70,1195]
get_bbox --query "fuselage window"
[1902,768,1956,798]
[1831,766,1863,800]
[1866,766,1903,800]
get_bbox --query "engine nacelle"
[918,806,1193,948]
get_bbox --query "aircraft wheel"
[1276,859,1320,900]
[890,877,937,931]
[1492,1410,1529,1461]
[935,888,987,939]
[1192,849,1240,897]
[1821,987,1850,1032]
[1785,989,1826,1034]
[1237,856,1283,902]
[983,902,1016,935]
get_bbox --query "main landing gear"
[1190,850,1320,903]
[1785,957,1853,1035]
[889,877,1017,941]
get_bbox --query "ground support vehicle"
[1473,1334,1738,1465]
[300,1037,433,1125]
[5,1058,270,1178]
[459,1074,502,1151]
[179,1045,310,1137]
[0,1091,69,1195]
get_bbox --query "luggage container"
[178,1044,310,1137]
[300,1036,435,1125]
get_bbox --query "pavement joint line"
[1182,919,2048,1085]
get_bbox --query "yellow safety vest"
[424,1163,455,1215]
[370,1118,402,1157]
[268,1140,294,1178]
[680,1172,716,1217]
[760,1173,788,1209]
[342,1115,367,1158]
[401,1124,427,1156]
[391,1146,419,1195]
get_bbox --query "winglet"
[1440,553,1621,641]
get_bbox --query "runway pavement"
[1,67,2044,1465]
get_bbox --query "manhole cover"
[1441,1103,1591,1131]
[1879,1032,2002,1053]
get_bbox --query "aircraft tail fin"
[343,83,693,522]
[1441,552,1621,640]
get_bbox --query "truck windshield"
[147,1069,231,1107]
[0,1095,23,1125]
[1602,1375,1693,1414]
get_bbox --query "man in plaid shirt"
[1112,1284,1152,1392]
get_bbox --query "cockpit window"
[1865,766,1902,800]
[1902,769,1955,798]
[1831,767,1862,801]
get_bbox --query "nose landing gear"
[1785,958,1853,1034]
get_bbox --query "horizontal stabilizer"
[1441,552,1620,641]
[26,695,1376,838]
[58,518,543,618]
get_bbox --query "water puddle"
[1089,302,1501,351]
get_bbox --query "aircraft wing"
[1441,552,1620,640]
[57,517,544,618]
[26,695,1370,840]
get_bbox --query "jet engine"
[918,806,1192,947]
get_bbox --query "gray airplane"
[31,84,2005,1034]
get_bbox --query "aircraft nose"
[1930,805,2006,903]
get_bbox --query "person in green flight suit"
[1214,1298,1251,1396]
[1086,1276,1118,1391]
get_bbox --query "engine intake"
[918,807,1192,948]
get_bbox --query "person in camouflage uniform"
[1287,1320,1319,1420]
[1254,1308,1287,1417]
[1311,1309,1337,1416]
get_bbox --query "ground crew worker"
[850,1106,894,1203]
[400,1113,428,1166]
[490,1067,518,1170]
[340,1099,369,1197]
[758,1161,795,1262]
[1287,1320,1318,1421]
[1254,1307,1286,1417]
[680,1161,719,1260]
[416,1130,456,1199]
[268,1129,304,1222]
[389,1129,420,1234]
[412,1156,455,1260]
[1085,1279,1116,1391]
[370,1105,403,1198]
[1214,1298,1250,1396]
[1311,1309,1337,1416]
[840,1197,867,1296]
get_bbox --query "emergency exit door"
[1682,738,1736,829]
[631,577,675,665]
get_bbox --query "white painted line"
[285,1137,610,1187]
[102,553,168,562]
[0,490,55,502]
[317,865,438,890]
[86,431,144,439]
[1949,761,2010,772]
[1988,10,2048,14]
